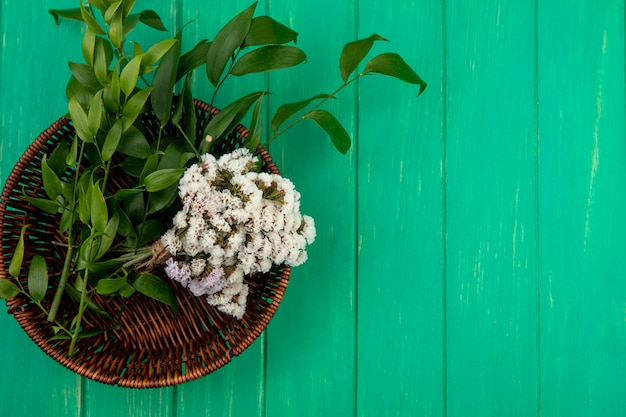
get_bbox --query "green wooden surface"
[2,0,626,416]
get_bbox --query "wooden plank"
[263,1,358,415]
[355,1,445,416]
[174,2,268,416]
[538,1,626,415]
[0,1,82,416]
[0,1,83,415]
[445,1,538,415]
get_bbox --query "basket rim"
[0,98,291,388]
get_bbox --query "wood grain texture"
[445,1,539,415]
[0,1,83,415]
[2,0,626,416]
[538,1,626,415]
[264,1,358,416]
[356,1,445,416]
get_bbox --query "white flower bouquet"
[161,148,316,318]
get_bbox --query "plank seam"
[354,0,360,415]
[442,0,448,416]
[534,0,541,416]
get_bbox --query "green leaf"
[148,183,179,214]
[67,135,79,166]
[41,155,63,201]
[105,65,121,111]
[142,39,178,67]
[120,55,142,96]
[49,328,108,341]
[49,8,83,26]
[24,196,61,214]
[151,38,181,126]
[144,169,184,192]
[245,93,264,152]
[243,16,298,47]
[80,2,106,34]
[47,138,70,174]
[60,201,78,234]
[87,90,104,137]
[201,91,266,152]
[66,77,94,108]
[28,255,49,302]
[271,94,334,133]
[0,280,20,299]
[69,62,102,94]
[65,283,112,319]
[118,283,136,298]
[123,13,141,37]
[206,2,257,86]
[176,40,211,81]
[111,200,137,238]
[134,218,164,246]
[101,119,123,161]
[122,87,153,130]
[117,126,152,158]
[89,179,108,232]
[80,232,104,264]
[121,0,136,19]
[89,0,109,12]
[171,92,185,128]
[363,53,427,95]
[96,277,127,295]
[115,188,143,200]
[303,109,351,154]
[231,45,305,76]
[138,10,167,31]
[69,97,93,142]
[9,225,29,279]
[139,153,160,185]
[109,7,124,48]
[133,273,179,315]
[97,213,119,260]
[339,33,388,82]
[77,170,93,225]
[94,39,109,86]
[133,41,143,57]
[82,30,97,67]
[182,75,197,140]
[103,1,122,24]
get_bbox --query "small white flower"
[173,211,188,229]
[161,229,181,255]
[301,215,316,244]
[164,258,192,285]
[190,258,207,277]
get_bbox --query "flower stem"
[47,140,86,322]
[68,270,89,356]
[47,243,74,322]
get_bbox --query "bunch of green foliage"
[0,0,425,355]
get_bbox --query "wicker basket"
[0,99,290,388]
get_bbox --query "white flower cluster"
[161,148,316,319]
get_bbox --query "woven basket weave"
[0,99,290,388]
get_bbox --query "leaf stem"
[264,75,362,147]
[47,243,75,322]
[175,125,200,155]
[47,139,87,322]
[68,270,89,356]
[210,50,241,108]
